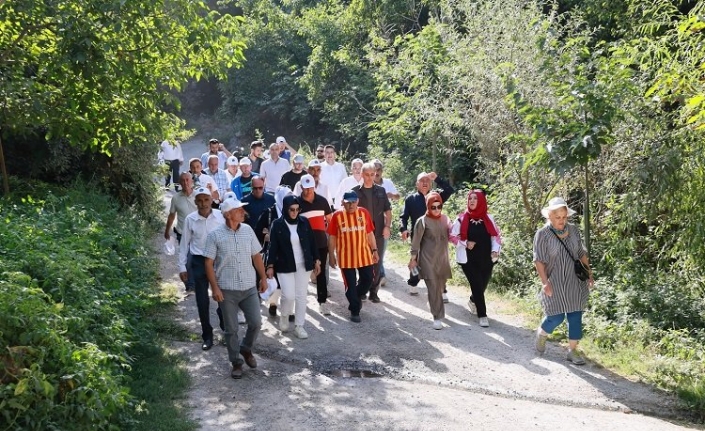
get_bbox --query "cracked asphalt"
[157,138,698,431]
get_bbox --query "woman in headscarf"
[450,189,502,328]
[265,195,321,339]
[255,186,292,316]
[408,192,453,330]
[533,197,593,365]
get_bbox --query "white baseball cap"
[220,198,248,212]
[300,174,315,189]
[276,136,286,144]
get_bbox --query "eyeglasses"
[252,187,264,190]
[288,207,301,212]
[430,205,442,210]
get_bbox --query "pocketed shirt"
[203,223,262,291]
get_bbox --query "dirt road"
[159,137,697,430]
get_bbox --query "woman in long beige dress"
[409,192,453,330]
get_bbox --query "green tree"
[0,0,246,195]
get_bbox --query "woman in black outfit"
[450,190,502,327]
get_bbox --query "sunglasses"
[288,207,301,212]
[252,187,264,190]
[430,205,442,210]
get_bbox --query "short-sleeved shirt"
[327,207,375,269]
[259,157,291,193]
[205,168,229,198]
[203,223,262,291]
[320,162,348,198]
[299,193,333,249]
[169,191,196,234]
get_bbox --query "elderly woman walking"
[450,189,502,328]
[533,197,594,365]
[408,192,453,330]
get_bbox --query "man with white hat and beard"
[204,198,268,379]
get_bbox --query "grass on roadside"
[127,281,197,431]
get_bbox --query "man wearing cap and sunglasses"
[179,187,225,351]
[230,157,258,200]
[204,198,268,379]
[327,191,378,323]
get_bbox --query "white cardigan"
[449,214,501,264]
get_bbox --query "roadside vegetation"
[0,179,194,430]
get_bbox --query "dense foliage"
[0,181,159,430]
[212,0,705,415]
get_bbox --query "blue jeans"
[541,311,583,340]
[341,265,374,316]
[378,238,388,278]
[220,287,262,365]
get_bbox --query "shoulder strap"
[549,228,577,260]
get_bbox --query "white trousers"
[278,266,311,327]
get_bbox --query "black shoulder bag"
[550,229,590,281]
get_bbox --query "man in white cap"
[225,156,240,185]
[400,171,454,296]
[298,174,334,315]
[230,157,256,200]
[295,160,332,208]
[179,187,225,351]
[275,136,297,162]
[279,153,307,190]
[260,143,291,194]
[204,198,268,379]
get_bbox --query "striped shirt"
[327,207,374,269]
[533,223,589,315]
[205,168,230,198]
[203,223,262,291]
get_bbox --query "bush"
[0,181,157,430]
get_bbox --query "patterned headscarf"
[425,192,443,219]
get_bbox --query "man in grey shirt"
[204,198,268,379]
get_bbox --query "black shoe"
[268,304,277,316]
[202,338,213,351]
[231,363,243,379]
[369,295,381,303]
[288,315,295,322]
[359,294,367,301]
[350,314,361,323]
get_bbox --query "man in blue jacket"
[399,171,454,296]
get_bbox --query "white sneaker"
[380,276,387,286]
[279,315,290,332]
[409,285,419,296]
[319,303,331,316]
[467,299,477,314]
[237,310,246,324]
[442,293,449,303]
[432,320,443,330]
[294,325,309,339]
[479,317,489,327]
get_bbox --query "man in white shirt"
[159,140,184,191]
[179,187,225,351]
[372,159,400,201]
[259,143,291,194]
[319,145,348,207]
[335,158,363,210]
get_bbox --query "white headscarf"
[274,186,293,217]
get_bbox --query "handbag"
[550,229,590,281]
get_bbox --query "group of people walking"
[162,136,595,379]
